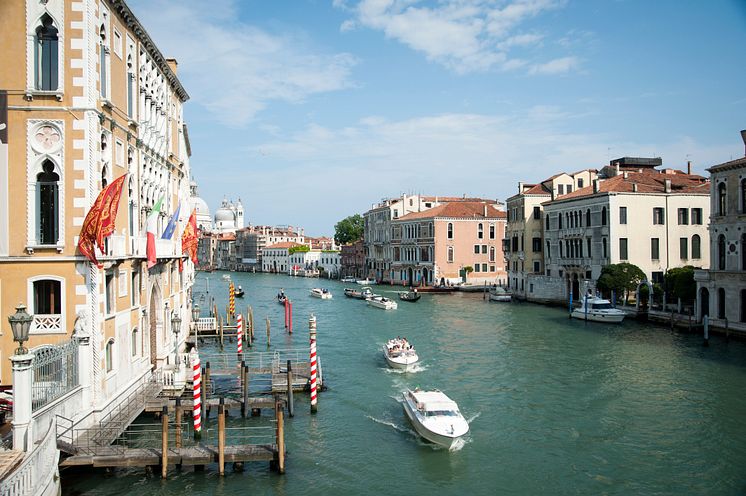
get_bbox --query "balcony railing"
[32,314,62,334]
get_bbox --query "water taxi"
[488,286,512,302]
[571,295,625,323]
[344,287,376,299]
[367,295,397,310]
[341,276,357,283]
[356,278,377,285]
[402,389,469,449]
[310,288,333,299]
[383,338,419,371]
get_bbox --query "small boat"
[398,290,421,302]
[488,286,512,302]
[367,295,397,310]
[571,295,626,323]
[277,291,287,304]
[383,338,419,371]
[341,276,357,283]
[356,278,377,285]
[234,286,245,298]
[402,388,469,449]
[310,288,333,299]
[221,274,231,281]
[344,287,376,299]
[414,286,456,294]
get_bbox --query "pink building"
[391,202,507,286]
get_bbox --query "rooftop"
[397,201,506,221]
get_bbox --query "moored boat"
[234,285,245,298]
[341,276,357,283]
[488,286,512,302]
[401,388,469,449]
[398,289,421,302]
[356,278,377,285]
[383,337,419,370]
[310,288,333,299]
[571,295,626,323]
[367,295,397,310]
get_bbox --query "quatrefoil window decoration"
[35,125,61,150]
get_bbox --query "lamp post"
[192,304,200,351]
[171,310,182,371]
[8,303,33,355]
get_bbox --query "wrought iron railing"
[31,340,79,412]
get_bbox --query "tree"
[334,214,364,245]
[664,266,696,304]
[596,262,646,304]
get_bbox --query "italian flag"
[146,197,163,269]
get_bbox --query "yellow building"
[0,0,194,407]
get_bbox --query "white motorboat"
[367,295,397,310]
[310,288,333,299]
[383,338,419,371]
[488,286,512,302]
[571,295,625,323]
[341,276,357,283]
[402,389,469,449]
[344,287,376,300]
[356,278,377,285]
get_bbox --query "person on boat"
[278,289,285,299]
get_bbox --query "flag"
[161,201,181,240]
[146,197,163,269]
[78,174,127,267]
[181,209,198,266]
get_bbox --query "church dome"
[215,207,234,223]
[190,196,210,216]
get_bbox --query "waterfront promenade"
[62,271,746,495]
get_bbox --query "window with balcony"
[619,238,628,260]
[32,279,62,333]
[678,208,689,225]
[619,206,627,225]
[653,207,665,225]
[651,238,660,260]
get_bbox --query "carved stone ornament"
[72,309,90,338]
[32,124,62,153]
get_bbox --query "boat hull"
[571,309,625,323]
[488,293,511,302]
[310,290,332,299]
[367,299,397,310]
[402,399,464,449]
[383,347,419,371]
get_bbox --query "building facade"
[234,225,305,272]
[543,163,710,302]
[0,0,195,452]
[695,132,746,331]
[340,240,365,279]
[391,201,507,286]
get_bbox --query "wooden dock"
[60,444,278,467]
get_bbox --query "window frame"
[27,275,66,335]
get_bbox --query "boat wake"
[365,415,409,433]
[380,363,428,374]
[466,411,481,424]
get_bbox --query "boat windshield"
[424,410,459,417]
[591,303,613,310]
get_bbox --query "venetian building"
[0,0,194,425]
[213,197,243,234]
[188,179,212,232]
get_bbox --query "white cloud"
[128,0,357,126]
[529,56,579,75]
[336,0,574,74]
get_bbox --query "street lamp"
[192,304,200,322]
[8,303,33,355]
[192,304,200,351]
[171,310,181,371]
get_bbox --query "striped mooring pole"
[229,282,235,318]
[191,351,202,438]
[309,314,318,413]
[237,313,243,355]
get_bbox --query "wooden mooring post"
[249,305,255,341]
[175,398,182,449]
[161,406,169,479]
[205,362,211,418]
[276,401,285,474]
[218,400,226,476]
[241,360,248,417]
[219,316,224,348]
[286,360,294,417]
[266,317,271,348]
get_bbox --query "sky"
[128,0,746,236]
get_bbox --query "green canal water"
[63,272,746,495]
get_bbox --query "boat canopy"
[411,391,459,412]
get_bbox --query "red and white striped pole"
[309,314,318,413]
[191,351,202,438]
[284,298,289,329]
[288,300,293,334]
[237,313,243,356]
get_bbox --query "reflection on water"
[63,272,746,495]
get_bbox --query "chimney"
[592,179,599,193]
[615,162,620,175]
[687,161,692,175]
[166,58,178,75]
[741,129,746,157]
[483,204,487,217]
[664,178,671,193]
[632,183,638,192]
[623,171,629,179]
[518,181,524,194]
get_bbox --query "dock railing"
[0,421,59,496]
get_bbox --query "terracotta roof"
[522,183,552,195]
[397,202,506,221]
[547,171,709,203]
[265,242,303,249]
[421,196,496,203]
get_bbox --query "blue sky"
[129,0,746,236]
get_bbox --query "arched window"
[489,246,495,262]
[127,55,135,117]
[601,207,607,226]
[37,160,59,245]
[447,246,454,263]
[131,328,138,357]
[575,211,580,227]
[690,234,701,259]
[101,164,109,189]
[35,14,59,91]
[717,182,726,216]
[586,209,591,226]
[741,178,746,214]
[717,288,726,319]
[447,223,453,239]
[718,234,726,270]
[602,237,607,258]
[33,279,61,316]
[545,214,550,230]
[478,223,484,239]
[100,24,109,98]
[558,213,563,229]
[105,339,114,372]
[128,177,136,235]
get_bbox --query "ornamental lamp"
[192,304,200,322]
[171,311,182,337]
[8,303,33,355]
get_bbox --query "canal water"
[63,272,746,495]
